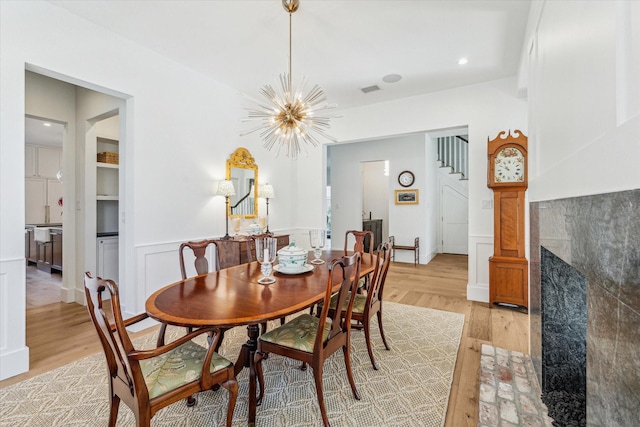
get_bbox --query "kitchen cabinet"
[50,229,63,273]
[214,235,289,269]
[36,241,52,273]
[25,178,62,224]
[26,228,38,264]
[25,145,61,179]
[362,219,382,251]
[97,236,119,283]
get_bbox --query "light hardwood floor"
[1,255,529,426]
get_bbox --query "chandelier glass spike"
[241,0,337,159]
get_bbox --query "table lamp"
[258,183,275,234]
[216,179,235,240]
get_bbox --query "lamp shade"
[216,180,236,197]
[258,184,275,199]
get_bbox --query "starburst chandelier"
[241,0,337,159]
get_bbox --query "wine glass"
[232,217,242,236]
[255,236,277,284]
[309,229,326,265]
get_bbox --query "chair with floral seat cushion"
[84,272,238,427]
[254,252,362,427]
[321,240,392,370]
[156,239,224,348]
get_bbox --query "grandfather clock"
[487,130,528,309]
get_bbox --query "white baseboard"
[0,347,29,381]
[467,282,489,302]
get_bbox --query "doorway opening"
[361,160,389,250]
[24,68,128,377]
[24,116,65,308]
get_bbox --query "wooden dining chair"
[345,229,374,292]
[254,253,362,427]
[179,239,221,278]
[344,229,375,256]
[84,272,238,427]
[324,240,392,370]
[155,239,223,347]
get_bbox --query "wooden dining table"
[145,249,376,426]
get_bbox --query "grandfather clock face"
[494,147,524,183]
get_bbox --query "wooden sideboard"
[214,234,290,269]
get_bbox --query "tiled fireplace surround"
[529,189,640,426]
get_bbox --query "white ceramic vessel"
[276,244,308,273]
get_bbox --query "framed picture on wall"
[395,189,419,205]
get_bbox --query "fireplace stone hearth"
[530,189,640,426]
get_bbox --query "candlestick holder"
[255,236,277,284]
[309,229,326,265]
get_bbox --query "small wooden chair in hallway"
[389,236,419,266]
[254,253,362,427]
[84,272,238,427]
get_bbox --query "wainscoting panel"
[0,258,29,380]
[467,235,493,302]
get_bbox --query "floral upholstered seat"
[325,292,367,314]
[259,314,331,353]
[141,340,233,399]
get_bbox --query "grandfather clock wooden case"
[487,130,528,309]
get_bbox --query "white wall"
[315,78,527,301]
[526,0,640,200]
[328,133,435,263]
[0,0,528,380]
[0,0,292,380]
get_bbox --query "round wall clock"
[398,170,414,187]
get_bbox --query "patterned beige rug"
[0,302,463,427]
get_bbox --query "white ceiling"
[25,117,64,148]
[28,0,532,146]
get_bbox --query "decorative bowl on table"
[247,223,262,235]
[276,243,309,273]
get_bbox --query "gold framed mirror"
[226,147,258,218]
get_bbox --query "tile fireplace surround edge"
[529,189,640,426]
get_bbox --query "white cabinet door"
[37,147,61,178]
[25,145,37,177]
[47,179,63,220]
[25,178,46,224]
[25,178,63,224]
[97,237,119,283]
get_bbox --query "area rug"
[0,302,464,427]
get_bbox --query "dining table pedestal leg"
[233,324,261,426]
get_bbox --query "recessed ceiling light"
[382,74,402,83]
[43,122,52,127]
[458,58,468,65]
